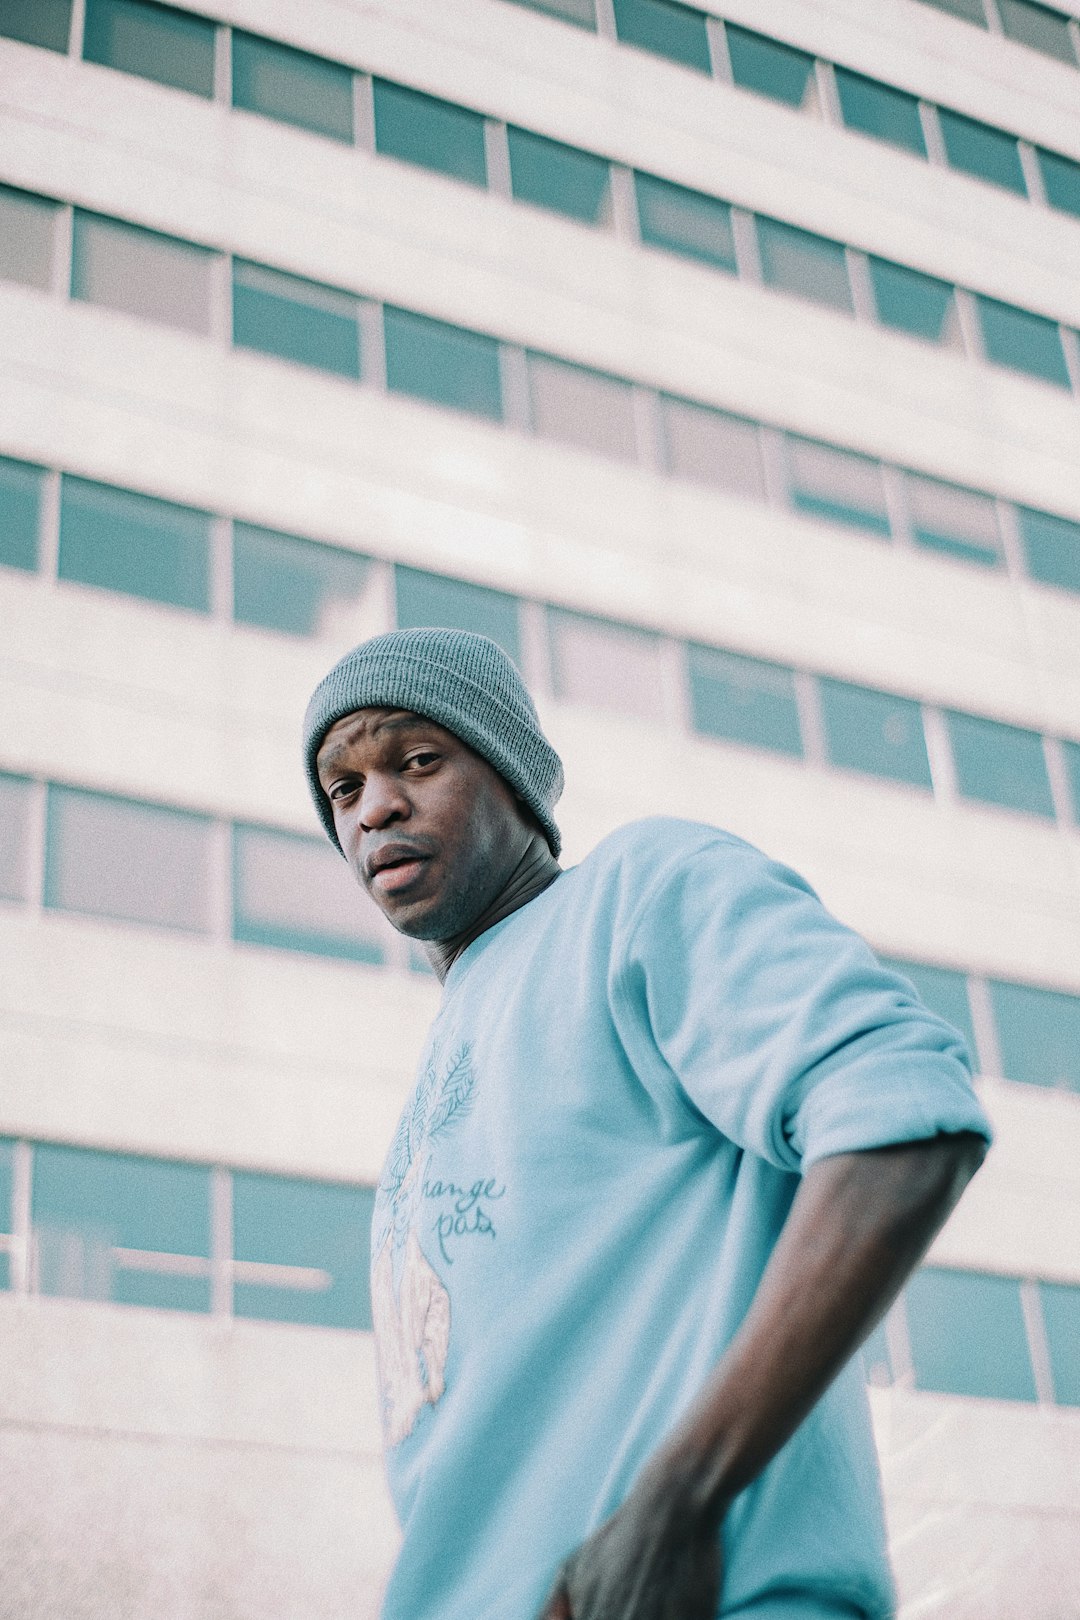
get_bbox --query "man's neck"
[425,838,562,982]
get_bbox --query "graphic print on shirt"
[371,1041,476,1447]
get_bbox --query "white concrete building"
[1,0,1079,1614]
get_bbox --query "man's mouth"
[365,845,431,895]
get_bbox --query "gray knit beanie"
[303,627,564,856]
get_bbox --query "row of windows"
[2,1134,1078,1406]
[4,198,1080,597]
[6,0,1080,228]
[0,1137,374,1330]
[4,462,1080,827]
[917,0,1080,65]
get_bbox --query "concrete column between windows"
[68,0,86,58]
[21,779,48,921]
[920,705,957,804]
[658,636,690,734]
[1017,140,1047,206]
[7,1143,32,1296]
[210,1165,234,1320]
[51,204,74,301]
[631,385,664,472]
[793,671,827,766]
[484,120,513,199]
[608,164,640,244]
[845,248,877,325]
[705,15,732,82]
[917,101,948,169]
[880,463,913,550]
[885,1294,914,1387]
[730,206,761,284]
[813,58,842,128]
[359,300,386,391]
[38,468,62,583]
[757,425,789,510]
[210,251,232,349]
[966,975,1004,1081]
[593,0,617,42]
[981,0,1004,34]
[499,343,532,433]
[1059,325,1080,396]
[210,515,233,624]
[1042,736,1076,828]
[1019,1279,1055,1405]
[995,499,1027,582]
[213,18,231,106]
[519,599,554,698]
[952,287,984,362]
[354,73,376,152]
[206,817,233,944]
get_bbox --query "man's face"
[316,707,538,940]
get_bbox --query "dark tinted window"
[501,0,597,24]
[1040,1282,1080,1405]
[395,566,521,663]
[987,979,1080,1091]
[1016,506,1080,593]
[232,824,388,964]
[997,0,1078,64]
[82,0,215,97]
[868,257,957,345]
[232,1173,374,1330]
[945,711,1055,818]
[231,31,353,142]
[0,774,35,902]
[1063,740,1080,821]
[915,0,987,19]
[233,525,371,639]
[373,80,487,187]
[726,24,816,108]
[1037,149,1080,219]
[611,0,711,72]
[975,296,1070,388]
[0,455,43,572]
[905,474,1002,567]
[58,475,211,611]
[757,218,853,312]
[877,958,977,1061]
[906,1268,1036,1402]
[660,398,766,500]
[785,437,890,535]
[508,128,611,224]
[687,644,803,756]
[819,680,933,788]
[834,68,926,156]
[232,261,361,379]
[71,211,216,334]
[634,172,736,272]
[384,307,503,420]
[937,108,1027,195]
[0,0,72,51]
[0,185,59,289]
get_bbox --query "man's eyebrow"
[317,714,436,773]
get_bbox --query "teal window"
[508,128,611,225]
[384,307,503,421]
[660,397,766,500]
[0,0,72,51]
[915,0,987,19]
[232,1173,375,1330]
[861,1318,893,1386]
[785,437,890,535]
[877,958,977,1062]
[906,1268,1036,1402]
[72,211,216,334]
[834,68,926,156]
[232,261,361,379]
[757,218,853,312]
[58,475,211,611]
[372,80,487,187]
[0,455,43,572]
[0,1138,13,1292]
[905,474,1002,567]
[868,257,957,344]
[1016,506,1080,593]
[687,645,803,757]
[45,785,214,932]
[1040,1283,1080,1405]
[997,0,1078,64]
[937,108,1027,195]
[945,711,1055,818]
[527,354,639,462]
[232,824,388,964]
[1037,149,1080,219]
[231,31,353,143]
[725,25,817,109]
[1063,740,1080,820]
[233,525,371,639]
[634,173,736,272]
[975,296,1070,388]
[0,774,35,902]
[611,0,711,73]
[819,680,933,789]
[32,1144,212,1312]
[548,609,667,722]
[0,185,59,290]
[82,0,215,97]
[988,979,1080,1091]
[395,566,521,664]
[501,0,597,24]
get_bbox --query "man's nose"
[358,772,410,830]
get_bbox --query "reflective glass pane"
[988,979,1080,1091]
[1063,740,1080,821]
[786,437,890,535]
[634,173,736,272]
[1038,149,1080,220]
[946,711,1055,818]
[834,68,926,156]
[508,127,611,225]
[45,785,214,932]
[59,475,211,611]
[82,0,215,97]
[0,774,34,902]
[548,609,667,721]
[1017,506,1080,593]
[915,0,987,18]
[906,1268,1036,1401]
[861,1317,893,1386]
[612,0,710,70]
[231,31,353,142]
[528,355,638,462]
[395,566,521,664]
[1040,1282,1080,1405]
[998,0,1078,63]
[819,680,932,788]
[233,525,371,639]
[660,398,766,500]
[32,1144,211,1312]
[0,1138,12,1292]
[0,0,72,50]
[877,958,977,1062]
[232,260,360,380]
[687,644,802,756]
[757,218,853,312]
[726,25,817,108]
[233,1173,374,1329]
[974,295,1070,388]
[905,474,1002,567]
[868,257,958,345]
[71,211,215,334]
[0,185,58,289]
[0,455,43,572]
[373,79,487,187]
[384,307,503,421]
[501,0,597,24]
[232,824,389,964]
[937,109,1027,194]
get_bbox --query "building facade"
[1,0,1079,1614]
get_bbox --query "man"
[303,626,991,1620]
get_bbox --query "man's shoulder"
[578,816,757,878]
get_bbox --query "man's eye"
[329,779,361,800]
[407,751,439,768]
